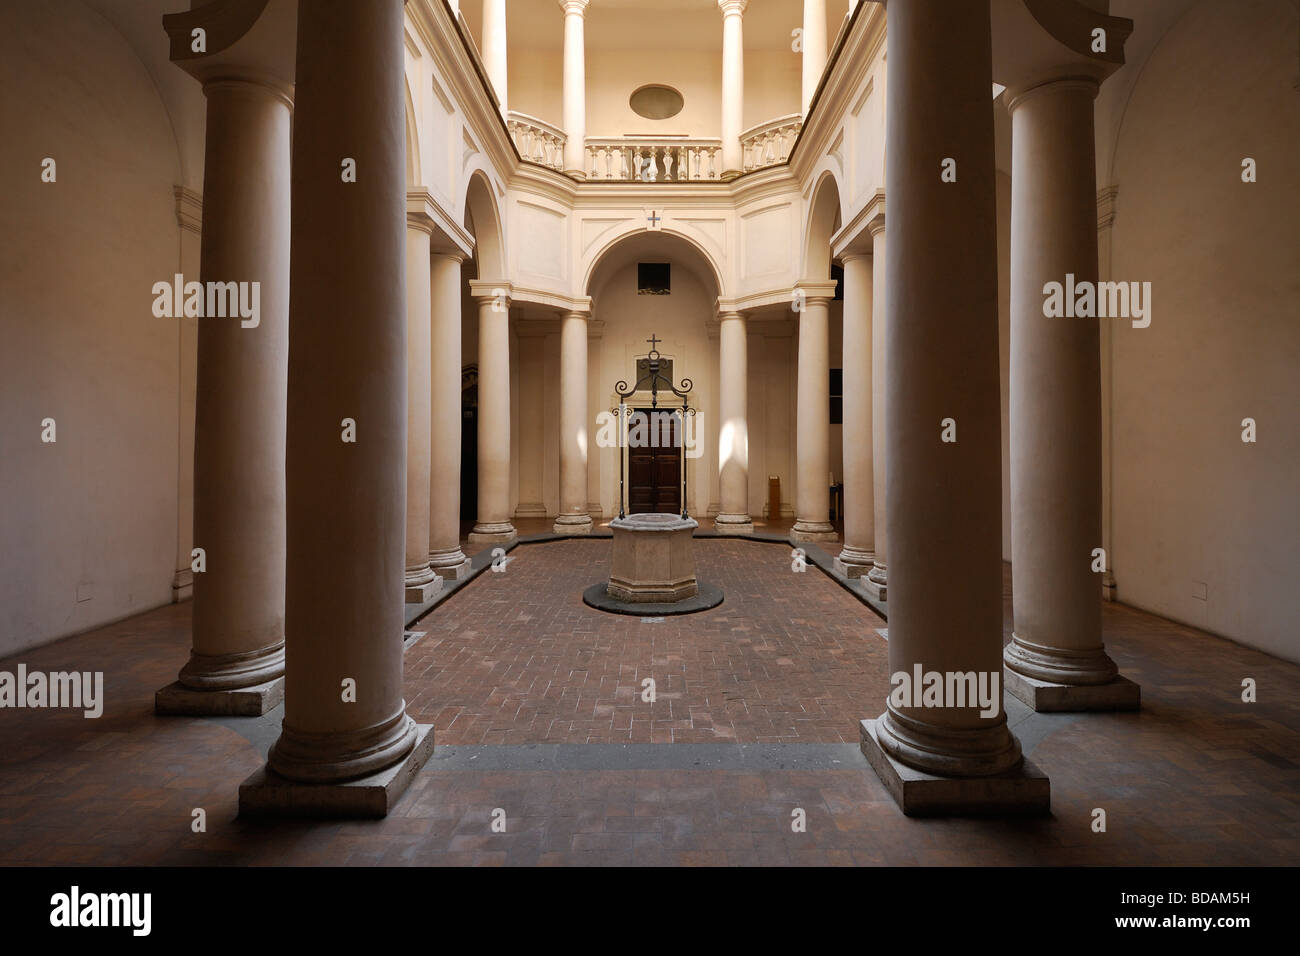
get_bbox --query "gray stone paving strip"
[423,742,869,772]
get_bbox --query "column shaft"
[429,252,471,578]
[555,311,593,533]
[719,1,747,177]
[836,254,874,574]
[180,79,290,698]
[1004,78,1122,692]
[872,0,1020,777]
[801,0,828,115]
[269,0,417,783]
[792,296,836,542]
[469,292,517,545]
[403,222,440,603]
[865,224,889,598]
[560,1,589,177]
[716,312,753,533]
[483,0,508,113]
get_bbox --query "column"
[863,216,889,600]
[555,311,593,533]
[468,282,517,546]
[801,0,828,116]
[483,0,508,113]
[244,0,431,813]
[560,0,589,178]
[791,285,837,542]
[835,253,873,575]
[859,0,1045,815]
[402,210,442,604]
[429,250,472,579]
[1003,78,1138,711]
[156,76,291,716]
[718,0,748,178]
[715,311,753,534]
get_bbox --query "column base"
[1005,669,1140,713]
[1101,571,1117,602]
[713,513,754,535]
[405,576,444,604]
[429,552,472,580]
[860,718,1050,817]
[833,545,875,578]
[861,564,888,600]
[239,724,433,819]
[790,520,838,544]
[468,522,517,548]
[155,677,284,717]
[553,514,594,535]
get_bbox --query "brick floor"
[406,539,886,745]
[0,542,1297,866]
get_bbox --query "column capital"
[561,309,591,322]
[839,250,871,265]
[469,279,512,307]
[163,0,297,94]
[794,279,838,306]
[717,309,746,324]
[718,0,748,17]
[430,248,466,265]
[558,0,590,14]
[1004,75,1100,115]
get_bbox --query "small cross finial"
[647,210,662,228]
[646,333,661,353]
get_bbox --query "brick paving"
[406,538,886,745]
[0,542,1297,866]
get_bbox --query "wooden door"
[627,409,682,515]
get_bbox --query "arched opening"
[585,230,723,520]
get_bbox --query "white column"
[555,310,593,533]
[863,216,889,600]
[835,253,873,575]
[715,311,753,534]
[429,251,472,579]
[718,0,748,178]
[791,285,837,543]
[469,282,517,546]
[560,0,589,178]
[861,0,1031,807]
[483,0,508,113]
[403,213,442,604]
[1003,76,1137,711]
[256,0,429,798]
[801,0,828,116]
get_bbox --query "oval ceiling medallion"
[629,85,684,121]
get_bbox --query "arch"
[802,167,844,280]
[404,76,421,187]
[582,225,726,302]
[464,167,506,279]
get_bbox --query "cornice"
[831,188,884,258]
[510,284,592,314]
[408,188,475,257]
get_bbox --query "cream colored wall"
[1107,0,1299,660]
[0,0,184,655]
[508,48,802,139]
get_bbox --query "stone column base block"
[553,514,594,535]
[861,578,887,601]
[430,556,472,580]
[155,677,284,717]
[468,522,517,548]
[860,719,1050,816]
[239,724,433,819]
[713,514,754,535]
[834,546,874,578]
[171,568,193,603]
[404,576,444,604]
[791,521,839,544]
[1005,669,1140,712]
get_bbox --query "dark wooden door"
[627,409,681,514]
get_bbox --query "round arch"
[802,167,844,280]
[464,168,506,279]
[582,226,726,302]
